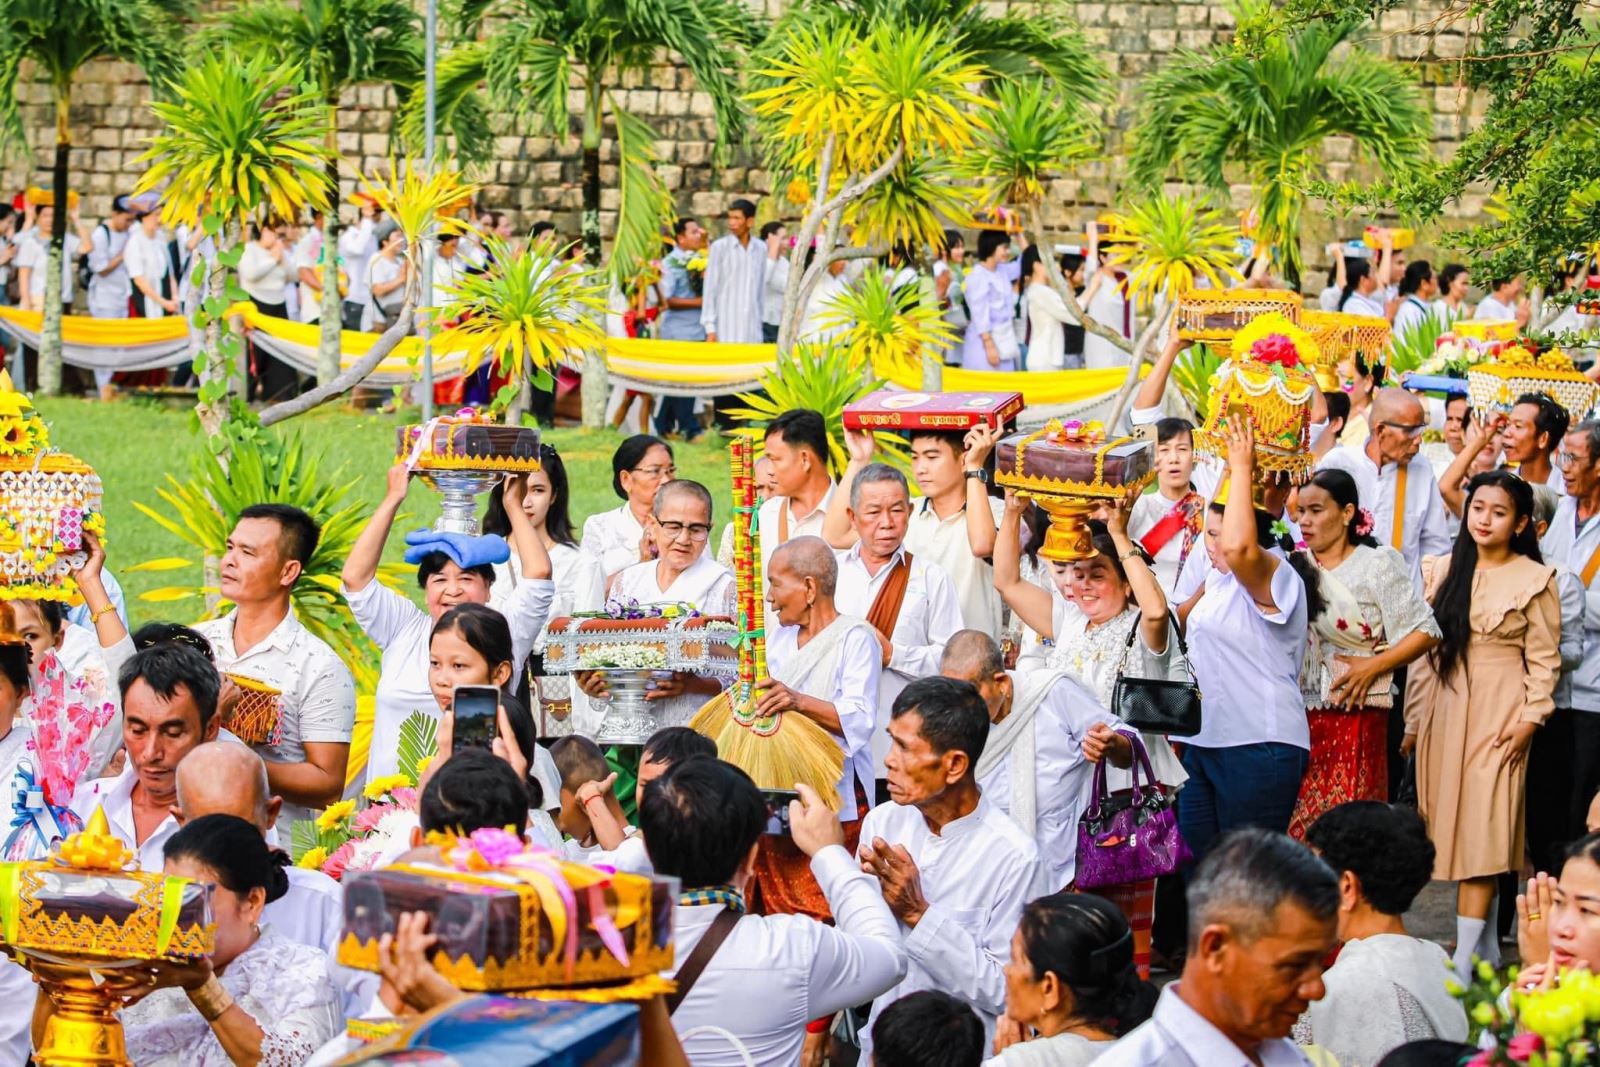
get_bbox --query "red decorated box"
[842,391,1025,432]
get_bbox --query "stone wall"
[0,1,1486,272]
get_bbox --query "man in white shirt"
[821,425,1005,635]
[337,200,381,330]
[86,198,135,400]
[857,675,1045,1059]
[940,630,1130,891]
[71,644,224,872]
[827,462,963,793]
[1475,274,1531,328]
[754,536,881,919]
[1503,392,1569,491]
[1096,828,1338,1067]
[1317,387,1451,591]
[641,757,906,1066]
[193,505,355,828]
[759,221,789,343]
[700,197,765,344]
[757,409,836,582]
[1540,420,1600,854]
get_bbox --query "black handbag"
[1109,612,1202,737]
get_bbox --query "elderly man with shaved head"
[174,741,344,965]
[1317,386,1452,592]
[749,534,883,921]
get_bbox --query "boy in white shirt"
[551,734,652,874]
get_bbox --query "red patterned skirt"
[1076,879,1155,980]
[750,782,869,921]
[1289,704,1388,841]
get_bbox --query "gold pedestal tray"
[1024,494,1101,563]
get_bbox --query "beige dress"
[1404,554,1561,880]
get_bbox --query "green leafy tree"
[411,0,758,275]
[1128,0,1429,287]
[1283,0,1599,291]
[0,0,188,395]
[135,53,333,446]
[199,0,489,386]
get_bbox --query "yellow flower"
[363,774,412,800]
[315,799,356,831]
[297,846,329,870]
[415,753,436,779]
[1230,313,1320,369]
[1499,344,1535,367]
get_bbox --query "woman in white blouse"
[340,465,554,786]
[99,815,343,1066]
[237,219,294,316]
[485,445,605,738]
[1176,422,1316,860]
[579,434,677,580]
[1020,246,1076,372]
[1337,258,1388,318]
[126,211,178,318]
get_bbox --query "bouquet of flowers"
[574,598,705,622]
[292,774,420,881]
[1454,960,1600,1065]
[1417,338,1490,378]
[3,650,117,861]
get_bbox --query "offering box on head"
[336,996,640,1066]
[1466,345,1600,421]
[0,855,213,963]
[396,409,542,535]
[995,422,1154,561]
[337,857,676,992]
[842,390,1024,432]
[1175,289,1302,350]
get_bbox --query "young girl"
[484,445,605,738]
[428,603,561,839]
[1403,471,1561,980]
[1127,417,1207,596]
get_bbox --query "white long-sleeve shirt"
[86,222,131,316]
[700,232,765,343]
[766,619,880,820]
[857,795,1044,1059]
[833,544,965,774]
[238,241,293,305]
[669,846,906,1066]
[1024,281,1077,370]
[1316,443,1452,592]
[338,218,378,305]
[762,254,790,328]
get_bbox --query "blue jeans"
[654,395,700,439]
[1178,742,1309,863]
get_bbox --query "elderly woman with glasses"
[579,434,679,580]
[574,479,736,724]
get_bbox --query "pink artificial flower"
[1506,1034,1544,1062]
[322,840,357,881]
[466,827,525,868]
[390,787,418,809]
[1465,1054,1494,1067]
[1251,333,1301,369]
[352,803,394,834]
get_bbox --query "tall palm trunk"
[317,124,343,385]
[579,82,603,265]
[39,92,72,396]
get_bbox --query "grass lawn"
[32,396,735,629]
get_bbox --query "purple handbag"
[1074,730,1192,889]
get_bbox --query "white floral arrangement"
[1417,338,1488,377]
[578,645,669,671]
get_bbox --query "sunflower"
[0,417,41,458]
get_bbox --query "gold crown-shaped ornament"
[1175,289,1303,355]
[1193,314,1320,481]
[1301,308,1392,382]
[1466,342,1600,421]
[0,372,106,605]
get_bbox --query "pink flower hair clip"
[1354,508,1375,537]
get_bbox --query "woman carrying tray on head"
[340,465,553,786]
[574,479,735,730]
[993,487,1186,977]
[483,445,606,739]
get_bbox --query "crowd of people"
[5,194,1600,1064]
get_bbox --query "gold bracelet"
[89,602,116,624]
[187,976,234,1022]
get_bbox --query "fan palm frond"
[1104,193,1243,310]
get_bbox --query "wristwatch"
[964,469,989,484]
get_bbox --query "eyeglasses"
[1380,421,1427,439]
[631,465,676,479]
[654,520,711,542]
[1560,451,1589,468]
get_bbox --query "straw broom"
[690,437,844,808]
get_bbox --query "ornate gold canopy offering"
[1175,289,1302,353]
[1193,313,1320,481]
[0,807,214,1067]
[0,372,106,604]
[1467,343,1600,421]
[1302,308,1391,383]
[397,407,541,535]
[995,421,1154,561]
[338,830,674,995]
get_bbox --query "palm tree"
[134,53,333,441]
[199,0,490,387]
[1128,0,1429,287]
[411,0,759,274]
[0,0,188,395]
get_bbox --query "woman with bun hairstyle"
[1403,470,1561,981]
[79,814,342,1065]
[1290,469,1440,839]
[579,433,677,579]
[987,892,1158,1066]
